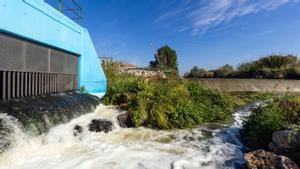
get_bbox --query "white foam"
[0,103,260,169]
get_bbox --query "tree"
[184,66,208,78]
[214,64,234,78]
[256,55,298,69]
[149,45,178,71]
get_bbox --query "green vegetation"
[101,47,275,130]
[102,63,273,130]
[185,54,300,79]
[241,94,300,149]
[80,86,86,92]
[228,92,274,106]
[102,74,237,129]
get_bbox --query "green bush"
[241,103,287,148]
[102,75,237,129]
[241,95,300,148]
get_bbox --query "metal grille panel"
[50,50,66,73]
[26,43,49,72]
[65,54,78,74]
[0,34,25,71]
[0,33,79,100]
[0,33,78,75]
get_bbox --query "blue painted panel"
[0,0,106,94]
[80,30,107,93]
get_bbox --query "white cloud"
[156,0,299,35]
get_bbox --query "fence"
[0,33,79,100]
[46,0,83,25]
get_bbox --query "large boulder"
[88,119,113,133]
[269,129,300,166]
[269,129,300,153]
[272,130,291,149]
[244,150,299,169]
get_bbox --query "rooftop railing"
[46,0,83,25]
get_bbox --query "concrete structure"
[195,78,300,92]
[0,0,106,99]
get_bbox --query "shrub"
[102,75,236,129]
[256,55,297,69]
[241,102,287,148]
[241,95,300,148]
[184,54,300,79]
[213,64,235,78]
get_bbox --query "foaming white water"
[0,103,260,169]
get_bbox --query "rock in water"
[244,150,299,169]
[117,112,132,128]
[88,119,113,133]
[73,125,83,136]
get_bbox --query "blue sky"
[47,0,300,74]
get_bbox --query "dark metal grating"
[50,49,66,74]
[26,42,49,72]
[65,53,78,74]
[0,34,25,71]
[0,33,78,74]
[0,33,79,100]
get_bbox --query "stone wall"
[116,62,166,78]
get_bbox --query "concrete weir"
[0,92,101,152]
[196,78,300,92]
[0,0,106,98]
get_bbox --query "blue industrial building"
[0,0,106,99]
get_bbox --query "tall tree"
[149,45,178,71]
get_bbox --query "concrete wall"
[195,79,300,92]
[0,0,106,94]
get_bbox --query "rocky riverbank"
[244,128,300,169]
[245,149,299,169]
[241,95,300,168]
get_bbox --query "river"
[0,103,260,169]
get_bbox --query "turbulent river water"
[0,103,260,169]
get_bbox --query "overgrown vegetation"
[185,54,300,79]
[102,74,237,129]
[102,62,273,129]
[241,94,300,149]
[101,46,281,130]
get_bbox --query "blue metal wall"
[0,0,106,94]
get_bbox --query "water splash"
[0,103,261,169]
[0,113,28,153]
